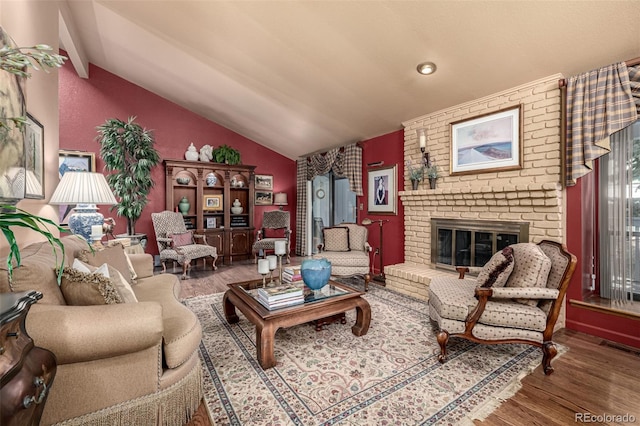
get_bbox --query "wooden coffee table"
[223,279,371,369]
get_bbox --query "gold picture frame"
[203,194,223,211]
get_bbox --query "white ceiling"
[61,0,640,160]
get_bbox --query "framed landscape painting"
[450,105,523,176]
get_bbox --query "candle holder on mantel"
[274,240,287,284]
[257,259,269,288]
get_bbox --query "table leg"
[256,322,277,369]
[223,292,239,324]
[351,297,371,336]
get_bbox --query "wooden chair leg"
[542,341,558,375]
[161,261,167,273]
[363,273,371,291]
[181,260,191,280]
[211,255,218,271]
[436,330,449,363]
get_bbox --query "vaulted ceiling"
[60,1,640,160]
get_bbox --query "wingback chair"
[314,223,372,291]
[151,211,218,279]
[428,240,576,375]
[252,210,291,263]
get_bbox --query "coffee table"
[223,279,371,369]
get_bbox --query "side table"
[0,291,57,426]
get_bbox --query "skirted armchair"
[428,240,577,375]
[314,223,372,291]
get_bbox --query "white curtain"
[598,121,640,303]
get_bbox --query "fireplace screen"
[431,219,528,270]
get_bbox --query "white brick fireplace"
[385,74,566,300]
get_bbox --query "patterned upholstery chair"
[428,240,576,375]
[252,210,291,263]
[314,223,372,291]
[151,211,218,279]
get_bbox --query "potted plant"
[405,159,425,190]
[212,144,241,165]
[0,29,69,281]
[426,163,439,189]
[96,116,161,246]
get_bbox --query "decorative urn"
[231,199,243,214]
[300,258,332,291]
[185,143,199,161]
[178,196,190,215]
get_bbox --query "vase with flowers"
[405,159,425,190]
[426,161,439,189]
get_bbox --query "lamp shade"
[50,172,117,241]
[274,192,288,210]
[50,172,117,206]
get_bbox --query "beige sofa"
[0,235,203,425]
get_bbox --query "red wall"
[565,180,640,348]
[357,130,405,273]
[59,55,296,255]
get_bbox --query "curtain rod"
[301,141,363,159]
[558,56,640,88]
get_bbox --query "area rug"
[183,282,562,425]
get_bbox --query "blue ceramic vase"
[301,258,332,290]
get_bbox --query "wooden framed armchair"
[151,211,218,279]
[428,240,576,375]
[314,223,372,291]
[252,210,291,263]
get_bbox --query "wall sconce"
[416,128,430,167]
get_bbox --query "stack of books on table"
[257,284,304,310]
[282,266,302,283]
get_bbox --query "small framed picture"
[206,217,217,229]
[255,174,274,190]
[203,194,223,211]
[255,191,273,205]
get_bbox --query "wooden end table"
[223,279,371,369]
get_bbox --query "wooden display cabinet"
[164,160,256,265]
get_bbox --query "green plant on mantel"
[0,26,68,282]
[212,144,241,165]
[96,116,161,236]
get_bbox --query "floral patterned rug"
[183,281,558,425]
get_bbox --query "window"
[597,120,640,305]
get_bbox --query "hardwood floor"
[177,259,640,426]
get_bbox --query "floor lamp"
[361,218,389,283]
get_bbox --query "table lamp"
[273,193,288,210]
[50,172,117,242]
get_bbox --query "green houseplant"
[96,117,161,237]
[212,144,241,165]
[0,27,68,281]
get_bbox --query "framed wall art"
[203,194,223,211]
[367,164,397,215]
[206,216,217,229]
[255,191,273,205]
[58,150,97,225]
[255,174,273,190]
[450,105,523,176]
[25,113,44,199]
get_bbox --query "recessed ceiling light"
[417,62,437,75]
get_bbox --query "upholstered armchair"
[428,240,576,375]
[252,210,291,263]
[151,211,218,279]
[314,223,372,291]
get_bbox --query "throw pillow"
[70,259,137,303]
[169,231,193,248]
[59,267,123,305]
[477,246,515,288]
[79,244,133,284]
[505,243,552,306]
[323,227,350,252]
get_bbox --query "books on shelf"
[257,283,304,310]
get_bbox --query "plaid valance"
[305,144,363,195]
[565,63,639,186]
